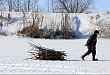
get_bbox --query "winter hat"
[94,30,99,34]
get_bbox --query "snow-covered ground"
[0,35,110,74]
[0,11,110,74]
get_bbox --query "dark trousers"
[82,46,96,60]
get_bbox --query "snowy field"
[0,35,110,74]
[0,11,110,74]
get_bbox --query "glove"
[84,44,87,46]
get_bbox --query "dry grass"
[0,15,2,19]
[61,13,76,39]
[98,20,110,39]
[18,13,76,39]
[8,13,11,25]
[0,23,3,29]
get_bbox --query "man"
[81,30,99,61]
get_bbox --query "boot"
[81,56,85,61]
[81,50,91,61]
[92,59,98,61]
[92,54,98,61]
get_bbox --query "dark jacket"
[85,34,97,50]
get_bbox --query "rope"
[26,38,85,55]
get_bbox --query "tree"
[28,0,30,12]
[0,0,39,12]
[45,0,55,13]
[0,0,5,11]
[22,0,39,12]
[54,0,95,13]
[51,0,55,13]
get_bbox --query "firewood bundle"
[26,42,67,60]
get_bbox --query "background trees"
[0,0,95,13]
[0,0,39,12]
[52,0,94,13]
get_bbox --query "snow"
[0,36,110,74]
[0,12,96,36]
[0,11,110,74]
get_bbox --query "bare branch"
[54,0,95,13]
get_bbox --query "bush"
[18,13,76,39]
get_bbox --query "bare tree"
[8,0,12,12]
[45,0,55,13]
[51,0,55,13]
[22,0,39,12]
[0,0,39,12]
[1,0,39,12]
[12,0,23,12]
[45,0,50,12]
[0,0,6,11]
[54,0,94,13]
[27,0,30,12]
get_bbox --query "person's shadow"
[64,60,80,61]
[98,60,110,61]
[74,16,82,38]
[64,60,110,61]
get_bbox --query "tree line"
[0,0,39,12]
[0,0,95,13]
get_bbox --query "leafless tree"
[51,0,55,13]
[27,0,30,12]
[12,0,23,12]
[0,0,38,12]
[22,0,39,12]
[0,0,7,11]
[5,0,23,12]
[45,0,50,12]
[54,0,94,13]
[45,0,55,13]
[8,0,13,12]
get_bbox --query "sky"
[38,0,110,13]
[93,0,110,12]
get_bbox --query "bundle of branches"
[26,42,67,61]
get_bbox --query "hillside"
[0,11,110,38]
